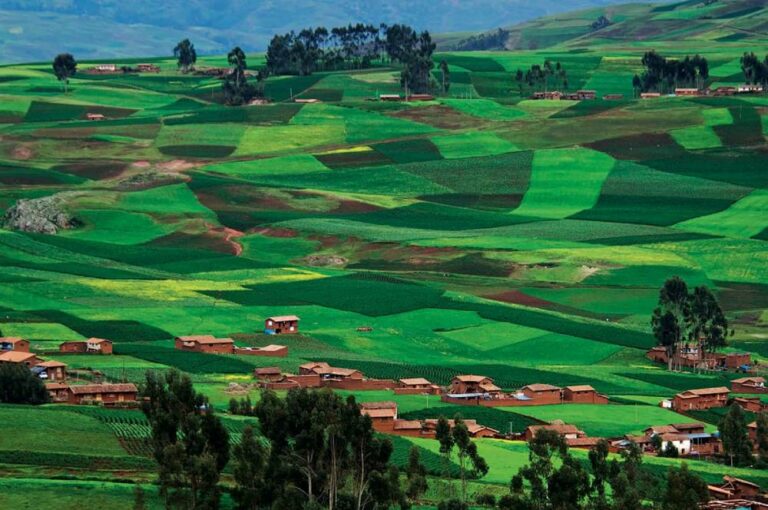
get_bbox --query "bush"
[476,493,496,506]
[0,363,49,404]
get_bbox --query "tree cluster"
[632,51,709,94]
[719,403,754,467]
[455,29,510,51]
[651,276,729,371]
[52,53,77,93]
[435,415,489,502]
[174,39,197,73]
[740,52,768,89]
[591,16,612,31]
[513,60,568,95]
[141,370,230,510]
[0,362,49,405]
[507,431,708,510]
[222,46,263,106]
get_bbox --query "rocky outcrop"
[2,194,80,234]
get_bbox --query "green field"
[1,0,768,506]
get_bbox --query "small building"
[675,88,702,96]
[672,387,730,411]
[379,94,401,101]
[0,337,30,352]
[254,344,288,357]
[567,437,604,450]
[450,375,502,397]
[576,90,597,100]
[299,361,363,381]
[175,335,235,354]
[712,86,737,97]
[264,315,300,335]
[659,433,691,455]
[670,423,706,435]
[532,91,564,100]
[396,377,441,395]
[86,113,106,121]
[60,341,87,353]
[688,432,722,456]
[66,383,138,405]
[254,367,283,382]
[295,98,321,103]
[423,419,498,438]
[360,401,398,430]
[721,476,761,499]
[0,351,41,367]
[45,382,69,402]
[734,397,763,413]
[86,338,113,354]
[640,92,661,99]
[524,423,586,441]
[646,346,669,364]
[732,377,766,393]
[33,360,67,382]
[137,63,160,72]
[562,385,608,404]
[94,63,117,72]
[520,384,562,404]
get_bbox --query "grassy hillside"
[1,5,768,507]
[454,0,768,50]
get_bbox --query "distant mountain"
[0,0,666,63]
[450,0,768,51]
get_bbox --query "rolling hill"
[0,0,667,63]
[452,0,768,50]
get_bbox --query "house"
[532,91,563,100]
[670,423,706,434]
[87,338,113,354]
[646,346,669,363]
[251,344,288,357]
[738,84,764,94]
[520,384,562,404]
[567,437,604,449]
[688,432,722,456]
[360,401,398,431]
[379,94,401,101]
[137,63,160,72]
[32,360,67,382]
[713,352,752,370]
[672,387,730,411]
[66,383,138,405]
[721,476,761,499]
[524,423,586,441]
[295,98,321,103]
[0,337,30,352]
[0,351,41,367]
[675,88,702,96]
[659,433,692,455]
[94,63,117,72]
[732,377,766,394]
[640,92,661,99]
[254,367,283,382]
[734,397,764,413]
[299,361,363,381]
[86,113,106,121]
[576,90,597,100]
[175,335,235,354]
[423,419,499,438]
[449,375,502,397]
[396,377,441,395]
[703,500,768,510]
[264,315,299,335]
[45,382,69,402]
[60,341,87,353]
[562,385,608,404]
[712,86,737,97]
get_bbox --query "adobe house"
[137,63,160,72]
[264,315,300,335]
[33,360,68,382]
[86,113,106,121]
[449,375,501,397]
[670,423,706,435]
[393,420,424,437]
[641,92,662,99]
[524,423,586,441]
[688,432,722,456]
[422,419,498,438]
[576,90,597,100]
[720,476,761,499]
[675,88,702,96]
[236,344,288,357]
[299,361,363,381]
[86,338,113,354]
[659,433,692,455]
[94,63,117,72]
[299,361,331,375]
[672,387,730,411]
[0,351,41,367]
[66,383,138,405]
[396,377,441,395]
[520,384,562,404]
[644,425,679,437]
[360,402,398,432]
[646,346,669,364]
[567,437,604,450]
[562,385,608,404]
[60,341,87,353]
[732,377,767,394]
[0,337,30,352]
[175,335,235,354]
[734,397,763,413]
[45,382,69,403]
[254,367,283,382]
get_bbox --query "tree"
[52,53,77,93]
[451,415,488,501]
[662,464,709,510]
[651,276,691,370]
[439,59,450,95]
[222,46,260,106]
[435,416,455,497]
[689,285,729,354]
[0,363,49,404]
[174,39,197,73]
[719,403,753,467]
[756,412,768,461]
[231,426,266,510]
[141,370,229,510]
[133,485,147,510]
[588,439,611,508]
[405,445,428,503]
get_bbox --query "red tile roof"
[68,383,138,395]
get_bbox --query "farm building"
[66,383,138,405]
[646,346,668,363]
[175,335,235,354]
[709,476,762,500]
[712,86,737,96]
[422,419,498,438]
[295,98,321,103]
[264,315,300,334]
[235,344,288,357]
[86,113,106,121]
[379,94,401,101]
[45,382,69,402]
[0,351,41,367]
[92,64,117,73]
[734,397,763,413]
[644,423,721,457]
[562,385,608,404]
[672,387,730,411]
[575,90,597,100]
[520,384,562,404]
[254,367,283,382]
[532,91,563,100]
[566,437,604,450]
[32,360,67,382]
[669,423,706,434]
[675,88,703,96]
[733,377,766,393]
[524,423,586,441]
[360,401,398,432]
[449,375,502,397]
[0,337,30,352]
[703,500,768,510]
[58,338,113,355]
[395,377,441,395]
[640,92,661,99]
[658,433,692,455]
[137,63,160,72]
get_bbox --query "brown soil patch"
[157,159,202,172]
[388,105,485,130]
[11,144,33,160]
[484,290,556,309]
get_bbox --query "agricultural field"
[0,0,768,505]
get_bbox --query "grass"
[674,188,768,239]
[432,132,519,159]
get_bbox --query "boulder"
[2,194,80,234]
